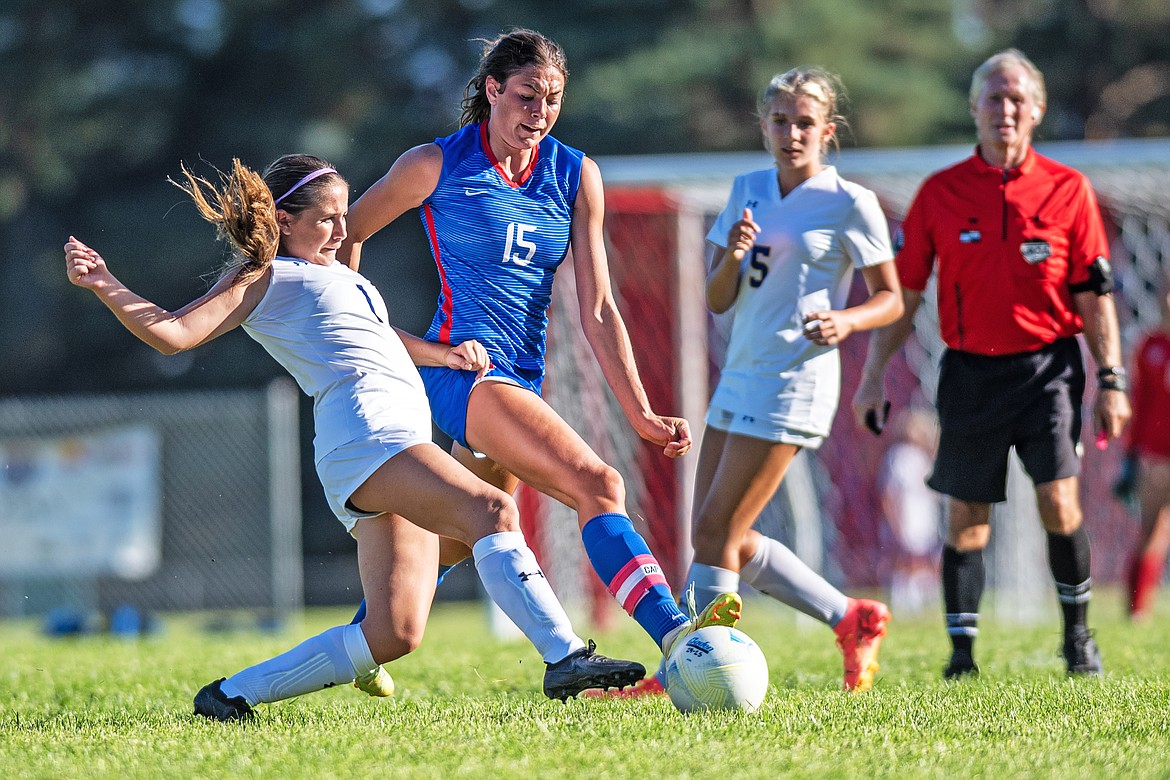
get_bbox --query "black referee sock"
[1047,527,1092,637]
[942,546,984,655]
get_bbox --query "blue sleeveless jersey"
[420,122,584,386]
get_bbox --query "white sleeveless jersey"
[242,257,431,464]
[706,166,892,437]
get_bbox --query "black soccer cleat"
[194,678,254,721]
[542,640,646,701]
[943,649,980,680]
[1063,629,1103,676]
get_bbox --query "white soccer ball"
[665,626,769,713]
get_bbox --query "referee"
[854,49,1131,678]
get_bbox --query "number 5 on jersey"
[748,245,770,287]
[503,222,538,266]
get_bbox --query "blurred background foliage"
[4,0,1169,396]
[2,0,1167,569]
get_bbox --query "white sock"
[221,623,375,706]
[473,532,585,664]
[740,536,848,626]
[684,562,741,614]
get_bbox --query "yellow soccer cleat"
[661,588,743,658]
[353,665,395,697]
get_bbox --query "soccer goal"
[523,139,1170,628]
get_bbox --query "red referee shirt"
[897,146,1110,355]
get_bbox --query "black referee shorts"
[928,337,1085,503]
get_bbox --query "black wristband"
[1097,366,1128,393]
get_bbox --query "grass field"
[3,593,1170,779]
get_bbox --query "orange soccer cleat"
[581,675,667,700]
[833,598,891,692]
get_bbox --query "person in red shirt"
[854,49,1131,678]
[1118,279,1170,619]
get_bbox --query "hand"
[64,236,113,290]
[852,376,889,435]
[445,340,491,381]
[727,208,760,262]
[1094,387,1131,443]
[636,415,692,458]
[802,310,854,346]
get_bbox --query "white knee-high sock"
[221,623,376,706]
[684,562,741,614]
[740,536,848,626]
[473,532,585,664]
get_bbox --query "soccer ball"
[665,626,769,713]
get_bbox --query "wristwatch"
[1097,366,1128,393]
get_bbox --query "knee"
[946,500,991,549]
[574,462,625,507]
[1040,494,1083,535]
[949,525,990,550]
[1034,477,1083,535]
[478,491,521,537]
[690,522,755,569]
[364,619,426,665]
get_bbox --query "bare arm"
[803,260,904,346]
[65,236,262,354]
[1074,289,1131,440]
[338,144,443,272]
[394,327,490,379]
[571,157,691,457]
[852,287,923,433]
[706,207,759,314]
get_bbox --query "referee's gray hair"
[969,49,1047,109]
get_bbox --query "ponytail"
[170,154,343,284]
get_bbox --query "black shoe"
[943,650,979,680]
[1063,630,1103,676]
[194,678,254,721]
[542,640,646,701]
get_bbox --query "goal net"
[526,139,1170,628]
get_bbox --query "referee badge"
[959,229,981,243]
[1020,240,1052,264]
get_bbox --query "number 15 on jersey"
[503,222,537,266]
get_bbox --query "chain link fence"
[0,381,302,618]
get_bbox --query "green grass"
[3,593,1170,779]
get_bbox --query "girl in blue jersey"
[66,154,647,719]
[342,29,740,663]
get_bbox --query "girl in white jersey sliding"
[341,29,743,687]
[684,68,903,693]
[64,154,650,720]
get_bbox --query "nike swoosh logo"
[465,188,489,196]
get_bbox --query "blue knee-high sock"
[580,513,688,648]
[351,564,455,625]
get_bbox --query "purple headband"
[273,167,337,206]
